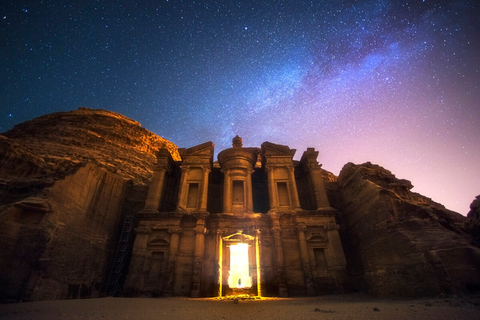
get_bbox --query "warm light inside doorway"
[228,243,252,288]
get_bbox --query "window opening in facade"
[314,248,327,269]
[187,183,199,208]
[277,182,290,206]
[232,180,244,205]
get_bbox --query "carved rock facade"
[124,137,348,297]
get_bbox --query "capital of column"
[287,165,296,174]
[193,212,208,221]
[296,225,307,233]
[135,226,152,234]
[180,165,191,173]
[265,165,276,173]
[195,226,207,235]
[215,229,226,236]
[168,227,182,234]
[271,227,282,236]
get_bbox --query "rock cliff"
[0,108,179,301]
[335,162,480,297]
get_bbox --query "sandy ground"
[1,294,479,320]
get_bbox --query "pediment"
[186,141,214,155]
[223,231,255,242]
[307,233,328,242]
[261,141,296,157]
[147,236,170,246]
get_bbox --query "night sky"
[1,0,479,215]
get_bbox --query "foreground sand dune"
[1,294,479,320]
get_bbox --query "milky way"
[1,0,479,214]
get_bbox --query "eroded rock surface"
[1,108,179,185]
[336,162,480,297]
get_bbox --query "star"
[1,0,478,215]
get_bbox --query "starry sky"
[1,0,479,215]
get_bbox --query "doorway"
[228,243,252,288]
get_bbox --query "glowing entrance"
[228,243,252,288]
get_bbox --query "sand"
[1,294,479,320]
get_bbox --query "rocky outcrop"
[0,108,179,301]
[1,108,179,186]
[465,195,480,246]
[336,162,480,297]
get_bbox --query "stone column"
[165,227,182,295]
[191,214,207,297]
[271,227,288,297]
[266,167,278,210]
[255,229,262,297]
[246,168,254,212]
[199,167,210,211]
[268,211,288,297]
[142,166,168,212]
[288,166,301,209]
[176,166,190,211]
[297,225,315,295]
[223,170,232,213]
[308,164,330,208]
[216,230,223,297]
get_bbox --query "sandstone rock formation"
[0,107,179,186]
[465,195,480,246]
[0,108,179,301]
[335,162,480,297]
[1,109,479,301]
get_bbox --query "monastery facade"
[124,136,348,297]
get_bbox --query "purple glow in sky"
[1,0,479,215]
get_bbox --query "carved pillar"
[191,214,206,297]
[268,211,288,297]
[271,227,288,297]
[223,170,232,213]
[165,227,182,295]
[288,166,301,209]
[177,166,190,210]
[142,166,168,212]
[216,230,223,297]
[246,168,254,212]
[199,167,210,211]
[297,225,315,295]
[266,167,278,210]
[308,164,330,208]
[255,229,262,297]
